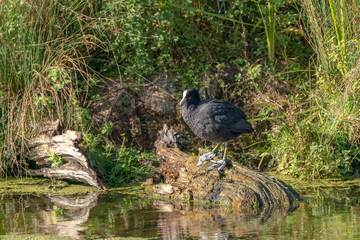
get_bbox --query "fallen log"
[25,120,105,189]
[154,125,301,213]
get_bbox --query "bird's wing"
[206,100,247,118]
[199,100,252,133]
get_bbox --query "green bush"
[268,116,359,178]
[80,128,157,187]
[94,0,306,85]
[94,0,176,78]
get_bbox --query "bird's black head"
[179,88,200,106]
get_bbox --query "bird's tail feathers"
[232,118,254,133]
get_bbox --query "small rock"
[154,183,174,195]
[179,168,189,183]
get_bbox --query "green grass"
[256,0,276,62]
[265,0,360,178]
[80,129,158,187]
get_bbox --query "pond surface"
[0,181,360,239]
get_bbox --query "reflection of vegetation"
[1,182,360,239]
[83,192,157,239]
[263,195,360,239]
[83,188,360,239]
[51,205,65,223]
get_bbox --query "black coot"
[180,88,253,171]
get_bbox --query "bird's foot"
[197,152,218,167]
[207,158,232,172]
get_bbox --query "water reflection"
[154,200,288,239]
[0,187,360,239]
[0,192,99,239]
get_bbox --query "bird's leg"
[197,144,221,167]
[208,143,230,172]
[218,144,230,171]
[211,144,221,153]
[209,145,227,164]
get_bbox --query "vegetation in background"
[255,0,276,62]
[0,0,101,176]
[267,0,360,178]
[0,0,359,183]
[80,123,158,187]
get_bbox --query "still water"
[0,183,360,239]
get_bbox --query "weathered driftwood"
[25,120,105,189]
[154,125,301,213]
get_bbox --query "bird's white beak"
[179,90,187,106]
[179,98,185,106]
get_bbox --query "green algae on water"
[0,233,73,240]
[0,177,98,196]
[267,172,360,197]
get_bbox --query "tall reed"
[0,0,101,176]
[269,0,360,178]
[256,0,276,62]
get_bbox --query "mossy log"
[154,125,301,213]
[25,120,105,189]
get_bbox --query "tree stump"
[154,125,301,213]
[25,120,105,189]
